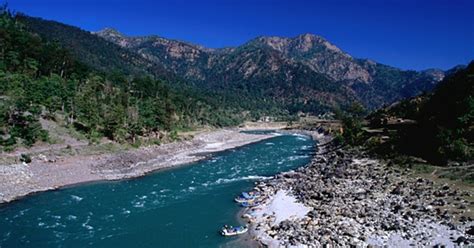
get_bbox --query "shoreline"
[0,128,279,205]
[242,134,473,247]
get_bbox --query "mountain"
[1,10,260,150]
[16,15,171,79]
[96,28,444,111]
[16,14,446,115]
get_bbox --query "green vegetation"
[16,14,298,119]
[334,103,366,146]
[416,63,473,162]
[13,11,443,130]
[15,14,164,78]
[389,63,473,164]
[2,5,468,163]
[366,62,473,164]
[0,7,253,151]
[19,153,31,163]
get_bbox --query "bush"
[341,116,364,146]
[87,130,102,144]
[448,138,473,161]
[20,153,31,163]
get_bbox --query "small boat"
[240,201,259,207]
[220,225,248,236]
[241,192,260,199]
[234,196,255,203]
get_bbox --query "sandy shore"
[248,189,312,247]
[0,128,277,204]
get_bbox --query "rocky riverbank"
[0,129,277,204]
[245,136,473,247]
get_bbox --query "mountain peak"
[94,27,134,47]
[95,27,123,37]
[296,33,322,40]
[292,33,344,54]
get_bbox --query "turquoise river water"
[0,132,314,248]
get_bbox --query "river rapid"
[0,131,315,247]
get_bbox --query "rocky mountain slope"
[16,14,446,114]
[96,28,445,110]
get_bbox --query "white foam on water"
[213,175,272,185]
[82,217,93,230]
[83,224,93,230]
[16,208,30,217]
[133,201,145,208]
[51,215,61,220]
[48,222,65,229]
[291,133,307,137]
[1,231,11,242]
[101,234,115,240]
[71,195,83,202]
[66,215,77,221]
[287,155,309,161]
[102,214,114,221]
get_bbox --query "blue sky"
[9,0,474,70]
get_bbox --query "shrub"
[20,153,31,163]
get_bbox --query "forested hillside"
[2,9,466,153]
[368,62,473,163]
[96,29,444,111]
[15,15,445,116]
[15,14,169,79]
[0,8,255,151]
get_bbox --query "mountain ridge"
[95,27,445,110]
[15,14,449,115]
[95,27,444,76]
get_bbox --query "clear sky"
[8,0,474,70]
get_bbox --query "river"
[0,132,315,247]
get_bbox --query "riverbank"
[0,128,278,204]
[245,135,473,247]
